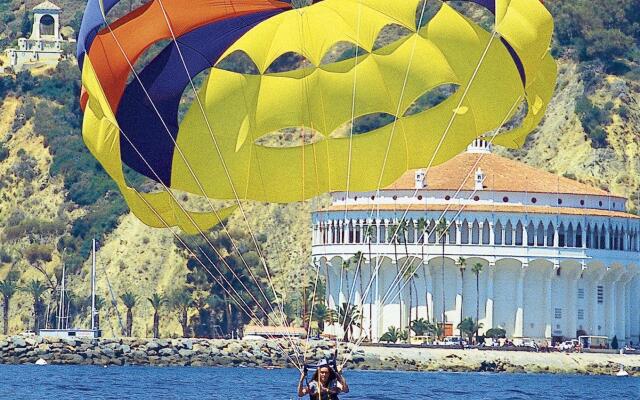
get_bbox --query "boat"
[35,358,47,366]
[39,239,101,339]
[616,364,629,377]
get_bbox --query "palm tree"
[457,317,483,344]
[402,265,418,334]
[120,291,138,336]
[0,279,18,335]
[417,218,430,322]
[24,280,47,334]
[472,262,483,342]
[457,256,467,331]
[171,289,192,338]
[147,293,165,338]
[380,326,401,343]
[410,317,436,337]
[435,218,448,333]
[312,303,329,333]
[330,302,361,341]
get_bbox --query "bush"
[0,248,12,263]
[575,95,610,148]
[24,244,53,264]
[485,328,506,339]
[0,142,8,162]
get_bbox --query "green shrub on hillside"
[575,95,611,148]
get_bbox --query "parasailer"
[298,359,349,400]
[77,0,556,233]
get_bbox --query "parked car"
[557,339,579,351]
[441,336,465,346]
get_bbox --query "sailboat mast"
[91,238,97,331]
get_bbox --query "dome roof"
[386,151,620,199]
[33,1,61,11]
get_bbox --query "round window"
[503,197,509,203]
[531,197,537,204]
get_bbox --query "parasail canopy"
[78,0,556,233]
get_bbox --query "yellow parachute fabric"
[171,0,555,204]
[81,57,236,234]
[82,0,556,232]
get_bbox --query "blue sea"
[0,365,638,399]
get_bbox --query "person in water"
[297,360,349,399]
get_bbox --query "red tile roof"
[384,152,621,198]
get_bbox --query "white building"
[4,1,72,72]
[312,140,640,345]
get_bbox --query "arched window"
[515,221,523,246]
[371,222,378,244]
[482,219,490,245]
[472,220,480,244]
[536,221,545,246]
[567,223,575,247]
[494,220,503,245]
[576,223,583,247]
[448,221,457,244]
[505,220,513,245]
[593,224,600,249]
[428,220,437,244]
[379,221,386,244]
[40,14,55,36]
[348,221,354,244]
[461,220,470,244]
[586,223,592,248]
[355,221,361,243]
[620,227,625,250]
[527,221,535,246]
[547,222,555,246]
[558,223,566,247]
[407,220,415,243]
[600,224,606,249]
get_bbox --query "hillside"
[0,0,639,338]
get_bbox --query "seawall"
[0,336,638,376]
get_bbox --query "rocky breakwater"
[0,335,346,367]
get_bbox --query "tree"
[120,291,138,336]
[410,318,435,337]
[435,218,448,333]
[457,256,466,334]
[170,288,192,338]
[330,302,361,342]
[312,303,329,333]
[471,262,483,341]
[380,326,401,343]
[0,279,18,335]
[403,263,418,335]
[485,327,506,339]
[611,335,619,350]
[147,293,166,339]
[24,280,47,333]
[457,317,482,344]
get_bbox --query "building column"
[484,263,495,332]
[489,223,495,245]
[514,264,526,338]
[582,225,587,249]
[456,268,463,335]
[425,264,434,323]
[553,228,559,247]
[567,269,580,339]
[544,267,555,339]
[607,276,618,339]
[501,226,506,246]
[625,279,632,341]
[616,277,627,342]
[455,222,462,244]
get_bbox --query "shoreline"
[0,336,638,376]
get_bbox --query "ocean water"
[0,365,638,400]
